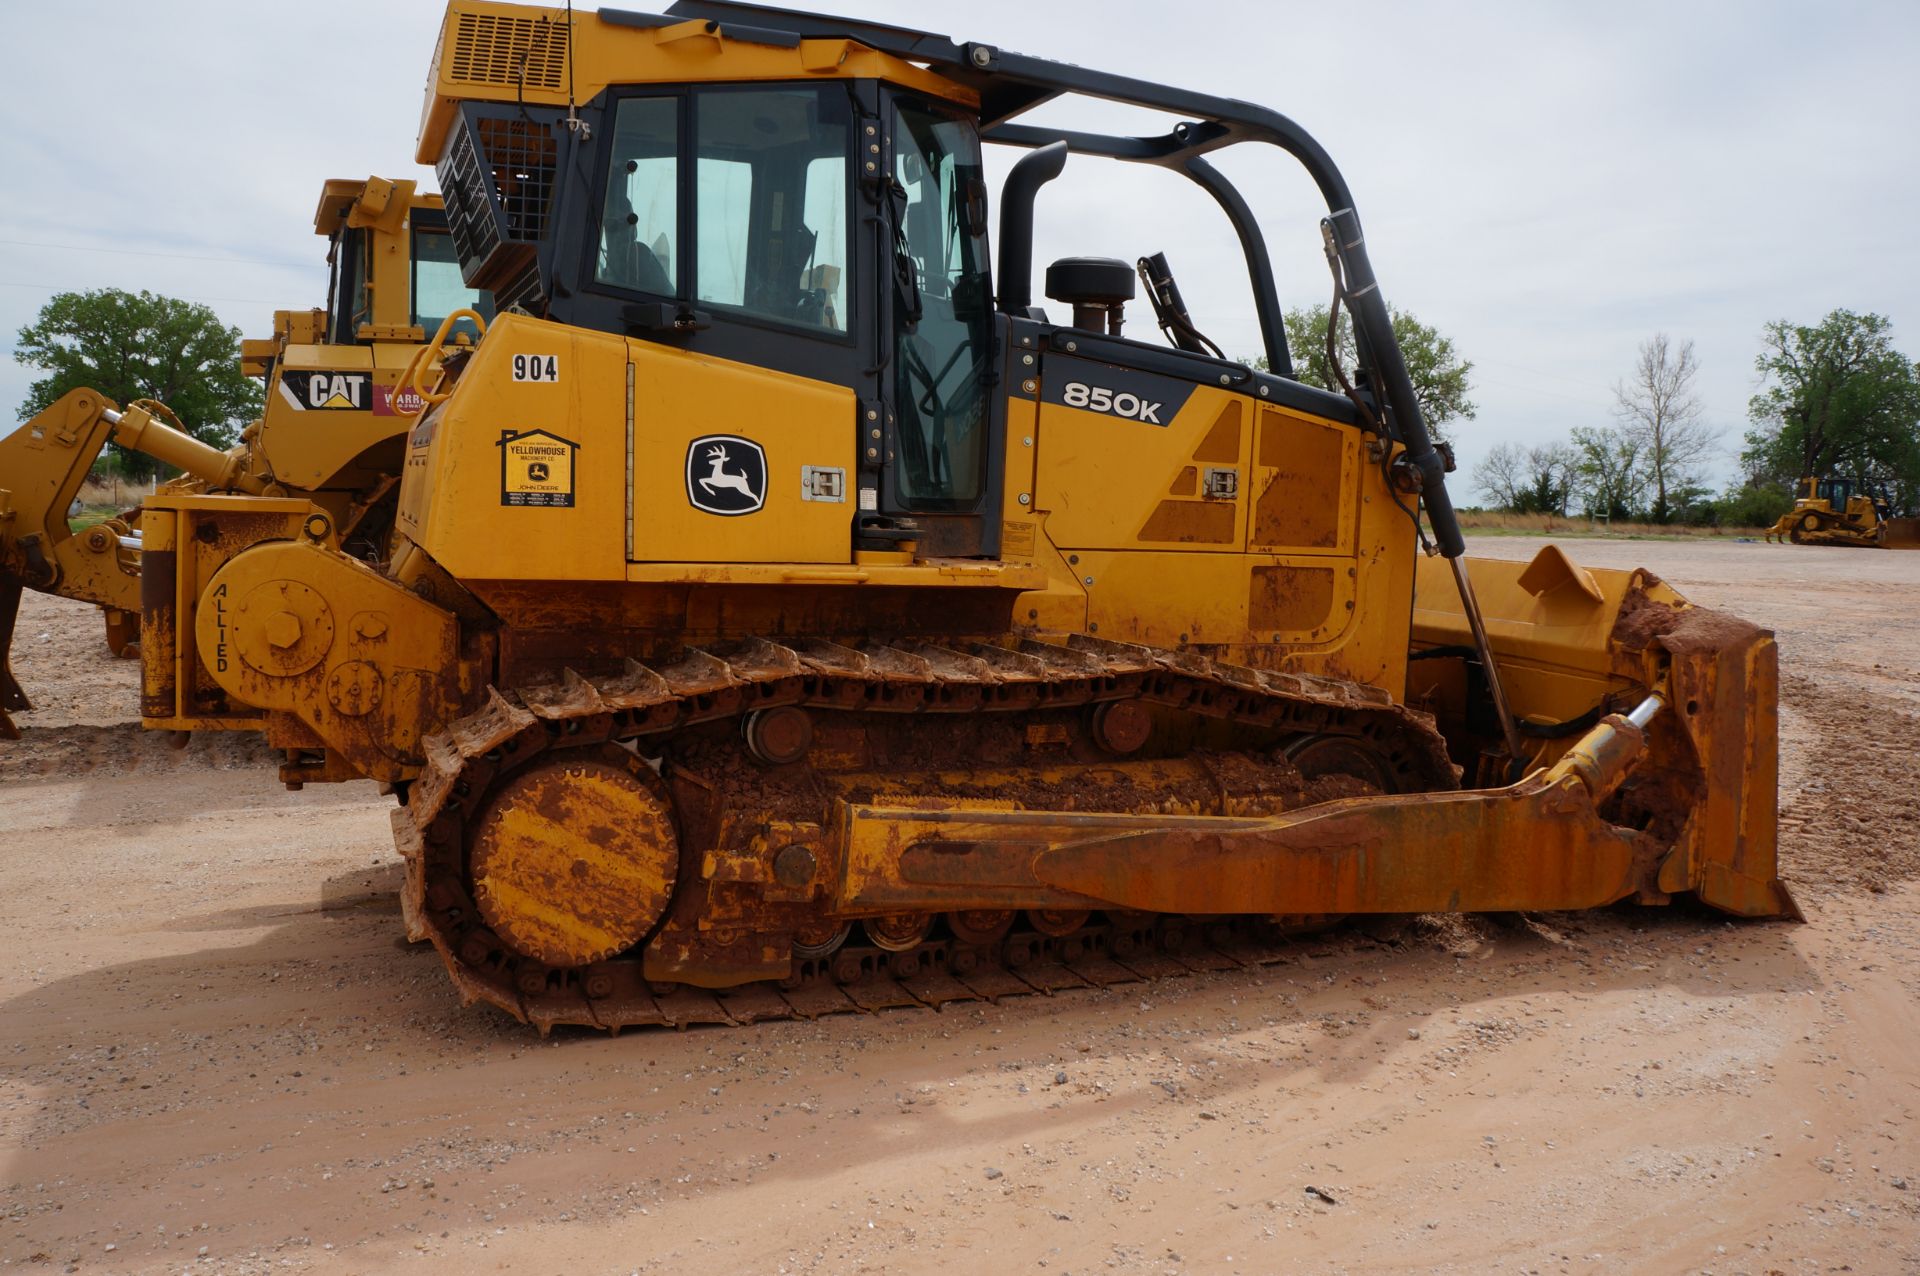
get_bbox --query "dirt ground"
[2,537,1918,1275]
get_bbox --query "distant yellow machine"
[1765,476,1920,548]
[230,177,495,538]
[0,178,491,722]
[1,2,1794,1031]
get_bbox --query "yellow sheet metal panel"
[1035,379,1249,553]
[628,342,855,565]
[418,1,978,164]
[1248,407,1357,555]
[399,314,631,581]
[1017,374,1415,695]
[999,393,1040,561]
[1076,551,1352,650]
[397,314,857,577]
[258,343,431,491]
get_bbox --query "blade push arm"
[834,694,1790,921]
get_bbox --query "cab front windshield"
[891,99,992,511]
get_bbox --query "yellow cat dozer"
[0,178,493,731]
[6,1,1796,1031]
[1765,476,1920,547]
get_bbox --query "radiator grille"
[446,12,569,92]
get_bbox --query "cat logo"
[278,370,371,411]
[685,434,767,516]
[497,427,578,507]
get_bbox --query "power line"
[1471,376,1611,410]
[1473,356,1616,397]
[0,237,313,270]
[0,281,284,306]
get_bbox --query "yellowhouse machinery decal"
[496,427,579,507]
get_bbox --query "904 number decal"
[1061,380,1163,424]
[512,353,559,383]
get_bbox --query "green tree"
[1711,479,1794,530]
[1569,424,1646,520]
[14,288,261,480]
[1276,303,1477,442]
[1744,309,1920,511]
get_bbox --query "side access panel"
[627,341,857,566]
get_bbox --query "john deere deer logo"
[685,435,767,516]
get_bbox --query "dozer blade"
[1410,550,1796,920]
[829,549,1797,926]
[1881,516,1920,549]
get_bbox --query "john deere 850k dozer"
[11,1,1796,1030]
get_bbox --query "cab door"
[873,91,1004,558]
[585,85,868,564]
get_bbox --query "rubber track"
[397,634,1459,1033]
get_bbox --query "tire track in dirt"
[0,722,278,782]
[1776,672,1920,897]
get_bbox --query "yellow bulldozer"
[1764,476,1920,548]
[0,177,492,731]
[0,0,1796,1031]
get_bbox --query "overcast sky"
[4,0,1917,495]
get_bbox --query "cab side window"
[695,87,851,332]
[327,228,368,344]
[597,97,680,296]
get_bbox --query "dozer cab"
[1765,476,1920,548]
[22,1,1795,1030]
[0,178,493,733]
